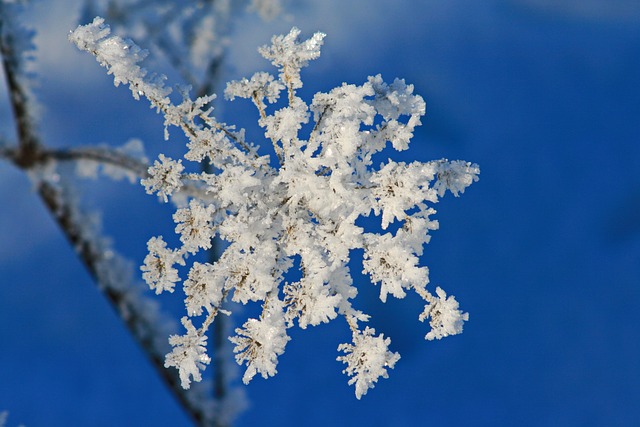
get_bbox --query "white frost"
[141,236,185,294]
[230,297,290,384]
[165,317,211,389]
[142,154,184,202]
[72,21,479,397]
[337,327,400,399]
[420,287,469,340]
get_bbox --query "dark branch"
[0,7,216,426]
[44,146,150,178]
[0,7,39,168]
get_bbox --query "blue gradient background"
[1,1,639,426]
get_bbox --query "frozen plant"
[70,19,479,399]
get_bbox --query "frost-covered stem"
[307,104,328,148]
[102,0,195,85]
[413,285,431,302]
[99,0,223,93]
[3,143,212,200]
[283,67,295,105]
[78,56,254,167]
[200,290,229,334]
[198,111,258,160]
[45,146,150,177]
[251,92,268,121]
[1,144,149,179]
[345,314,360,335]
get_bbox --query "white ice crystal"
[362,231,430,303]
[433,160,480,197]
[71,22,479,398]
[141,236,185,295]
[258,27,325,92]
[69,17,171,104]
[337,327,400,399]
[230,297,290,384]
[173,200,216,254]
[142,154,184,202]
[183,262,224,317]
[165,317,211,389]
[420,286,469,340]
[225,71,284,106]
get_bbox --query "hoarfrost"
[71,21,479,398]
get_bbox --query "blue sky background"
[1,0,639,426]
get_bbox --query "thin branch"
[202,115,259,160]
[1,9,217,427]
[44,146,150,177]
[0,6,39,168]
[251,90,284,165]
[42,145,214,202]
[308,104,330,147]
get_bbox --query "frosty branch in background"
[0,2,221,425]
[72,19,479,399]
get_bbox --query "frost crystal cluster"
[71,19,479,399]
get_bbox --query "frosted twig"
[45,146,149,177]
